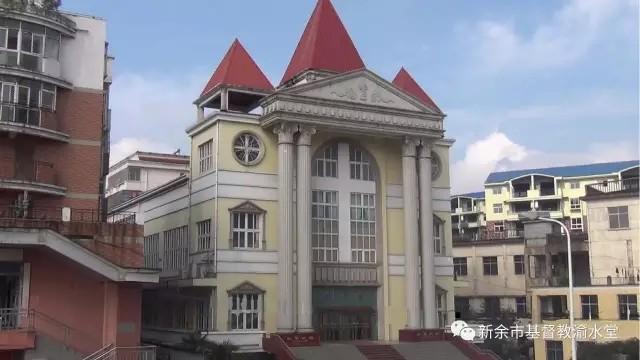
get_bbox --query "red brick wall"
[1,88,105,211]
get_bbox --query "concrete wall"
[61,14,107,91]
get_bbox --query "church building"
[130,0,460,350]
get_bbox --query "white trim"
[0,229,158,283]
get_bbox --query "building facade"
[122,0,460,352]
[0,2,157,359]
[451,162,639,359]
[106,151,189,215]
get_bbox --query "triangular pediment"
[280,69,440,114]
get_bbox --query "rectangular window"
[434,219,444,255]
[493,204,503,214]
[569,181,580,189]
[483,256,498,276]
[437,291,447,328]
[0,28,6,48]
[570,217,583,231]
[127,166,141,181]
[44,31,60,59]
[581,295,599,320]
[0,83,16,122]
[312,190,338,262]
[232,212,261,249]
[349,146,375,181]
[197,219,212,250]
[7,28,18,50]
[230,293,261,330]
[143,233,160,268]
[570,198,580,210]
[492,187,501,195]
[312,144,337,177]
[163,226,188,270]
[453,257,467,276]
[198,139,213,174]
[494,222,505,232]
[618,294,638,320]
[546,340,563,360]
[514,255,525,275]
[516,297,527,316]
[608,206,629,229]
[40,83,55,110]
[350,192,376,263]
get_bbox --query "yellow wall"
[531,286,640,360]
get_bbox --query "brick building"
[0,1,158,359]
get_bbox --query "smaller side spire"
[392,67,441,113]
[200,39,274,98]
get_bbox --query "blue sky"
[63,0,639,192]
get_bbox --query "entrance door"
[318,308,374,341]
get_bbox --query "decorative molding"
[227,281,265,295]
[296,125,316,146]
[273,122,296,144]
[402,137,419,157]
[228,201,265,214]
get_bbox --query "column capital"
[418,140,433,159]
[296,125,316,146]
[274,123,296,144]
[402,137,419,157]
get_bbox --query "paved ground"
[291,341,470,360]
[393,341,469,360]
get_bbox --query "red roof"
[201,39,274,97]
[280,0,365,85]
[392,67,441,113]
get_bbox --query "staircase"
[82,344,156,360]
[356,345,405,360]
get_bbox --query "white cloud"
[109,137,177,165]
[468,0,637,71]
[451,131,638,194]
[108,70,208,164]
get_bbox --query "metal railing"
[586,178,639,196]
[0,160,57,185]
[86,346,156,360]
[313,262,379,286]
[0,1,76,30]
[0,101,58,131]
[0,307,33,330]
[0,205,136,224]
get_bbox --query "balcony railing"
[0,205,136,225]
[0,307,33,330]
[313,262,379,286]
[513,190,528,198]
[0,0,76,30]
[585,178,639,197]
[483,229,524,240]
[0,102,59,133]
[0,160,58,186]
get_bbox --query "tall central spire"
[280,0,365,85]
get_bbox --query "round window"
[431,151,441,180]
[233,132,264,165]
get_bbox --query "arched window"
[312,142,377,263]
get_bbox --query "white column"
[296,125,315,332]
[275,123,296,332]
[418,141,437,328]
[402,138,421,329]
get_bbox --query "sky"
[62,0,639,193]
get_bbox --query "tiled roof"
[392,67,441,113]
[201,39,274,97]
[485,160,639,184]
[280,0,365,85]
[453,191,485,199]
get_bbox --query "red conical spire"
[280,0,365,85]
[201,39,274,97]
[392,67,441,113]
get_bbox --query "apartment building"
[452,161,639,359]
[529,175,639,360]
[112,0,464,354]
[106,151,189,214]
[0,2,157,359]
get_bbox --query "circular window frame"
[431,151,442,180]
[232,132,265,166]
